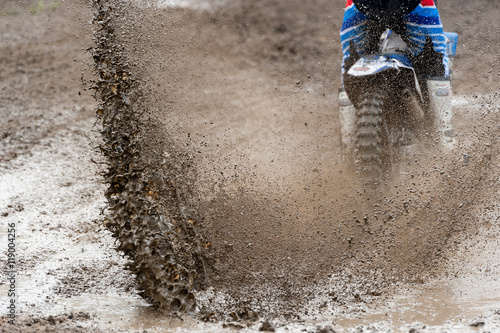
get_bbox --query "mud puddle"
[332,281,500,332]
[2,190,499,332]
[2,92,496,332]
[1,100,497,333]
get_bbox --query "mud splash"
[1,0,500,331]
[91,0,208,312]
[92,0,500,321]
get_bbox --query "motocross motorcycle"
[339,29,458,180]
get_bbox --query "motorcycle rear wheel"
[355,91,386,181]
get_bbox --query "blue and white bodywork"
[347,53,424,103]
[348,54,414,77]
[339,28,458,163]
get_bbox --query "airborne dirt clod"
[1,0,500,332]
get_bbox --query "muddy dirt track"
[1,0,500,332]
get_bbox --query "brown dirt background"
[0,0,499,330]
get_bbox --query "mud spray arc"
[91,0,208,312]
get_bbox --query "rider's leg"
[340,0,369,75]
[403,0,450,77]
[339,1,369,150]
[405,0,455,148]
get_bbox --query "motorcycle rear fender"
[346,55,411,77]
[346,55,423,103]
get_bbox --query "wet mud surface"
[1,0,500,332]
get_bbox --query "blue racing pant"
[340,0,449,77]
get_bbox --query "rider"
[340,0,449,79]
